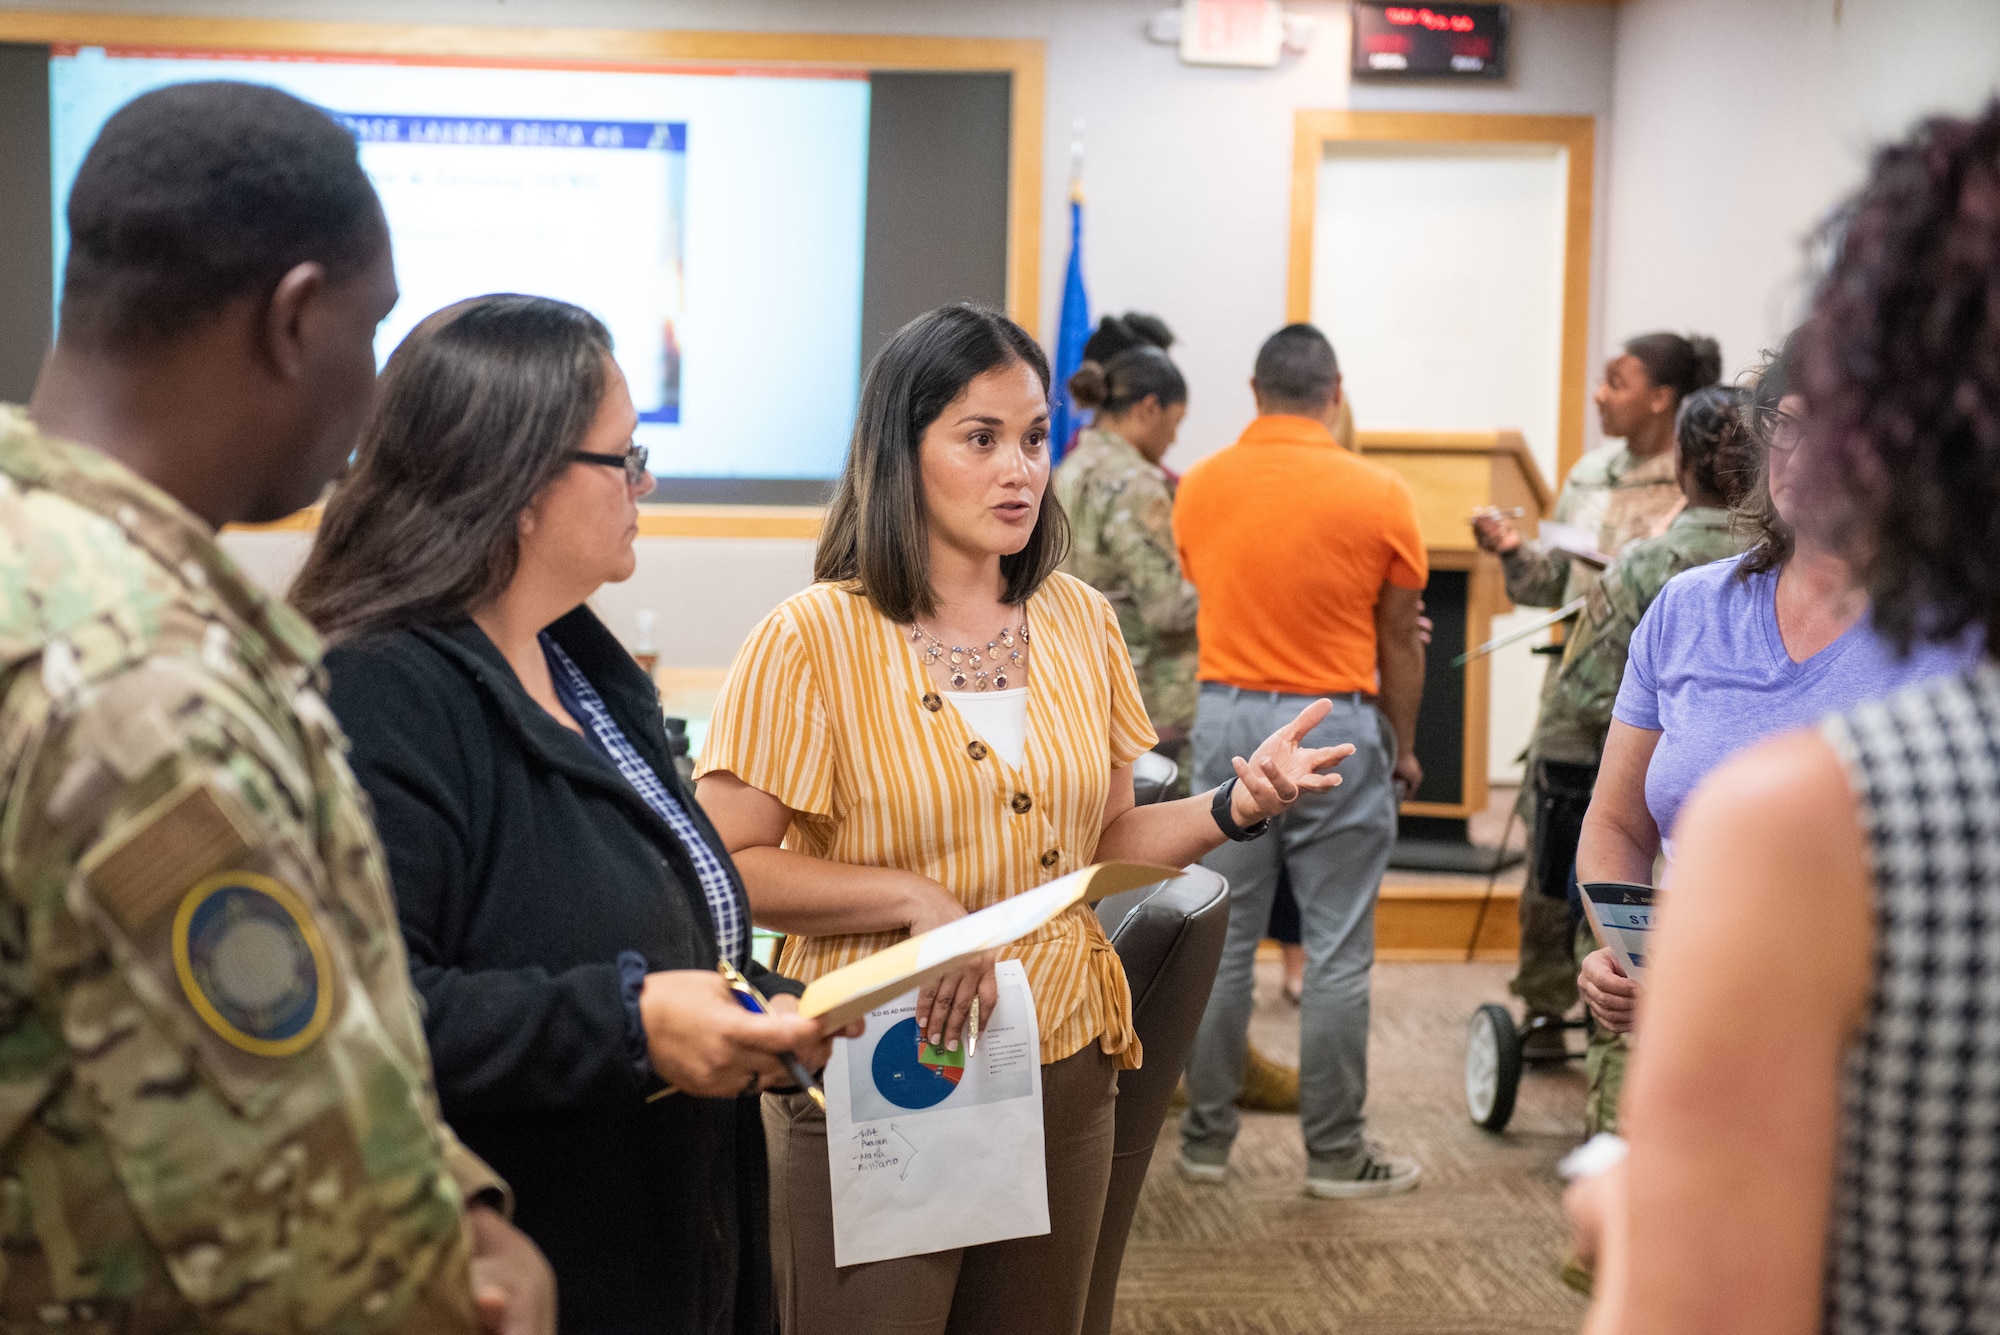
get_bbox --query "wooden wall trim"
[1287,109,1597,483]
[0,12,1046,330]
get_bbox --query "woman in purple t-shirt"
[1575,339,1979,1038]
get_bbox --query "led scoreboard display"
[1352,3,1510,80]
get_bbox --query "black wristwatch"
[1211,777,1272,842]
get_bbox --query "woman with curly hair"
[1570,101,2000,1333]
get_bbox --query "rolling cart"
[1464,1007,1589,1132]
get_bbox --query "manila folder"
[797,861,1179,1028]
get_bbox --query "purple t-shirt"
[1614,554,1982,842]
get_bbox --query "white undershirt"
[945,687,1028,769]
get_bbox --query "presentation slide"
[49,47,871,482]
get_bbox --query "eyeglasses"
[1760,409,1805,454]
[572,444,652,487]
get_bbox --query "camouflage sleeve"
[1553,558,1650,743]
[440,1125,510,1213]
[0,654,480,1333]
[1500,542,1575,608]
[1100,475,1199,635]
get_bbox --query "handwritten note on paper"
[822,959,1049,1266]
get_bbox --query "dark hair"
[60,81,384,351]
[816,304,1067,622]
[1081,312,1174,365]
[1068,346,1187,416]
[1675,385,1761,510]
[1624,332,1724,401]
[1796,100,2000,656]
[1736,332,1801,577]
[1252,323,1341,412]
[291,295,614,644]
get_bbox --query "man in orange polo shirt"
[1173,323,1428,1197]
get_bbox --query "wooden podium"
[1355,430,1551,836]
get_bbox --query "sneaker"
[1179,1143,1229,1183]
[1305,1144,1422,1199]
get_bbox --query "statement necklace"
[908,615,1030,692]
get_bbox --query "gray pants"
[1180,686,1396,1163]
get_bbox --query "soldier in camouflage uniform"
[1554,386,1757,1134]
[1474,332,1722,1052]
[0,82,553,1332]
[0,407,511,1331]
[1056,347,1198,793]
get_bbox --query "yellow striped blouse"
[698,572,1159,1068]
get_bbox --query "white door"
[1311,143,1571,784]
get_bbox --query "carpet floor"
[1109,960,1591,1334]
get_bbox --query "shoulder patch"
[81,779,257,933]
[171,871,333,1057]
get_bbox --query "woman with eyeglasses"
[1571,332,1980,1066]
[1569,98,2000,1335]
[290,294,857,1335]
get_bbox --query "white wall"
[1313,145,1571,480]
[1602,0,2000,383]
[1046,2,1617,473]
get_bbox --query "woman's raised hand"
[1228,698,1357,827]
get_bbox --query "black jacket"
[324,606,796,1335]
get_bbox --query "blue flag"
[1049,197,1091,464]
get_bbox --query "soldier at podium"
[1471,331,1721,1057]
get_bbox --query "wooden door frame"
[1286,110,1596,482]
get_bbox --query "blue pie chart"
[871,1017,960,1109]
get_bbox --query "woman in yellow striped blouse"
[697,304,1349,1335]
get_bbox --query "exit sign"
[1179,0,1286,68]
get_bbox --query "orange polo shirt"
[1174,414,1428,697]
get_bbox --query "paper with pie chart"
[824,959,1047,1266]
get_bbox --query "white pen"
[967,995,981,1058]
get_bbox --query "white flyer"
[1580,881,1656,979]
[1537,520,1612,568]
[823,959,1047,1267]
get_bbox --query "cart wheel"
[1466,1003,1524,1132]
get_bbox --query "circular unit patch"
[172,872,333,1057]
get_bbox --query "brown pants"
[763,1043,1118,1335]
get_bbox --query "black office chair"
[1080,756,1231,1335]
[1130,748,1179,806]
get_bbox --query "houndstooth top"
[1822,661,2000,1333]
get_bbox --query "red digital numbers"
[1382,6,1479,33]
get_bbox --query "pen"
[1471,505,1526,519]
[967,995,980,1058]
[718,959,827,1111]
